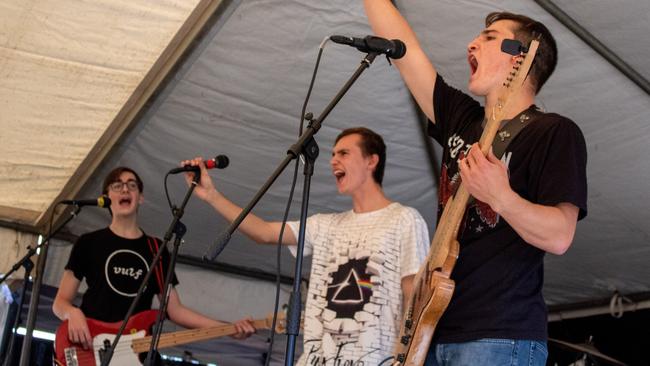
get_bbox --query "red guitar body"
[54,310,158,366]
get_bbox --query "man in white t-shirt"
[185,127,429,365]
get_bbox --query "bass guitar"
[54,310,284,366]
[393,39,541,365]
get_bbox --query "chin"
[468,82,486,97]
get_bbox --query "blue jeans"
[424,339,548,366]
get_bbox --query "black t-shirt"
[427,75,588,343]
[65,227,179,322]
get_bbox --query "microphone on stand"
[60,196,111,208]
[330,35,407,59]
[169,155,230,174]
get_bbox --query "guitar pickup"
[405,319,413,329]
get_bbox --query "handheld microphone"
[169,155,230,174]
[60,196,111,208]
[330,35,406,59]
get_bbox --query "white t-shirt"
[288,202,429,365]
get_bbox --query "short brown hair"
[102,166,144,195]
[486,12,558,94]
[335,127,386,185]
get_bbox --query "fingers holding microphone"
[181,157,217,202]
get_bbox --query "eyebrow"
[481,29,499,36]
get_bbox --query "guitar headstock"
[263,311,287,334]
[491,39,540,121]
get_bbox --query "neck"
[350,182,392,213]
[484,84,536,121]
[109,215,142,239]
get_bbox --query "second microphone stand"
[99,173,198,366]
[203,52,379,365]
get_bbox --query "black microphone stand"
[0,248,33,366]
[98,173,199,366]
[11,205,82,366]
[202,52,379,365]
[143,173,197,365]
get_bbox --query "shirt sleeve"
[428,74,483,145]
[287,214,320,257]
[65,235,88,281]
[399,207,430,278]
[529,116,588,220]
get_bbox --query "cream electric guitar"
[393,39,541,365]
[55,310,285,366]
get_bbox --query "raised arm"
[183,158,297,246]
[364,0,438,122]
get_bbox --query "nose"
[120,183,129,192]
[467,37,479,53]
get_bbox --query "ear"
[367,154,379,172]
[138,194,144,205]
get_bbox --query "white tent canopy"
[1,0,649,363]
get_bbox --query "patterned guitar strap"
[145,234,166,294]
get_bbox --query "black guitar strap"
[491,105,543,159]
[467,105,543,206]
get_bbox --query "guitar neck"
[131,318,269,353]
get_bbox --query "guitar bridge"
[64,347,79,366]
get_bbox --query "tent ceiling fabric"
[0,0,212,225]
[2,0,650,310]
[553,0,650,83]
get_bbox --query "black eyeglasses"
[108,180,139,192]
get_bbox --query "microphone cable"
[263,35,331,366]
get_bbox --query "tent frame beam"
[548,291,650,321]
[535,0,650,95]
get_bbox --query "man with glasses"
[53,166,255,360]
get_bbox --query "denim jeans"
[424,339,548,366]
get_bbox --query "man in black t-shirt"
[365,3,587,366]
[53,167,255,356]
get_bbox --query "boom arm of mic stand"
[203,52,379,262]
[202,52,379,366]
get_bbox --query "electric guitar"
[392,39,541,365]
[54,310,285,366]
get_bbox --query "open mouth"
[468,54,478,75]
[333,169,345,183]
[119,197,132,206]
